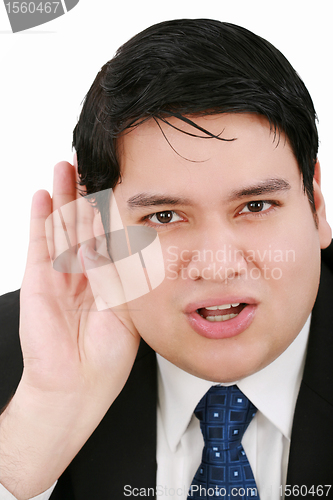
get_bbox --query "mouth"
[185,299,257,339]
[197,302,246,322]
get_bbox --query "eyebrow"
[228,178,291,201]
[127,178,291,210]
[127,193,193,210]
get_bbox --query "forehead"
[117,113,299,196]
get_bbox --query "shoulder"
[0,290,23,412]
[302,240,333,401]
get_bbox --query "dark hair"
[73,18,318,234]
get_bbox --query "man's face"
[113,113,331,382]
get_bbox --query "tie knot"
[194,385,257,445]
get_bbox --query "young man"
[0,19,332,500]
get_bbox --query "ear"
[313,161,332,249]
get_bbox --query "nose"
[181,226,248,283]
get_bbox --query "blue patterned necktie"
[188,385,260,499]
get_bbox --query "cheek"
[254,219,320,339]
[127,287,176,355]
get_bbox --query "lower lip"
[186,304,257,340]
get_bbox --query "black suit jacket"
[1,244,333,499]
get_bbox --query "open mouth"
[197,303,246,322]
[186,300,257,339]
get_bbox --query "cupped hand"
[0,161,140,499]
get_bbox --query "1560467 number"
[5,2,60,14]
[281,485,332,497]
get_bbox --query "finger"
[52,161,78,250]
[76,195,96,249]
[49,198,93,274]
[26,190,52,268]
[52,161,77,211]
[72,155,96,257]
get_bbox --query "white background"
[0,1,332,295]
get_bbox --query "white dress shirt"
[0,317,310,500]
[156,316,310,500]
[0,484,56,500]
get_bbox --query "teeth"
[206,313,238,322]
[205,303,240,311]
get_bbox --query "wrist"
[0,386,87,500]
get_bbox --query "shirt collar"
[157,315,310,452]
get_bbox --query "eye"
[239,201,274,214]
[148,210,183,224]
